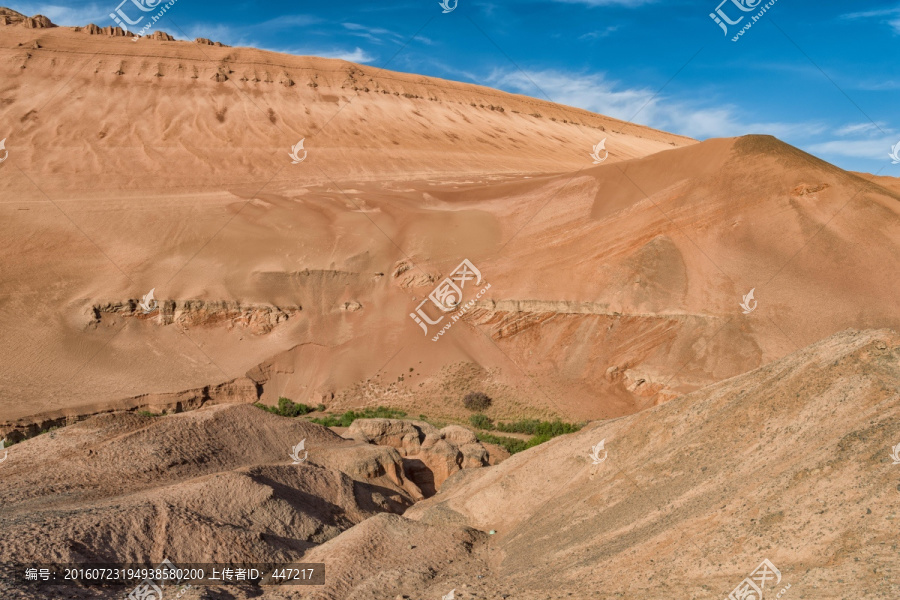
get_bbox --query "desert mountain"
[1,329,896,599]
[2,18,900,446]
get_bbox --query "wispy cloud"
[834,122,888,137]
[342,22,432,45]
[841,6,900,19]
[486,68,824,140]
[11,2,108,26]
[841,4,900,34]
[487,68,650,121]
[805,118,897,161]
[269,46,375,63]
[579,25,620,40]
[317,47,376,62]
[174,23,251,45]
[807,138,899,160]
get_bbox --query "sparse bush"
[495,419,582,436]
[315,403,326,412]
[309,406,407,428]
[463,392,492,412]
[255,397,312,418]
[474,419,582,454]
[476,432,557,454]
[475,432,531,454]
[469,414,494,430]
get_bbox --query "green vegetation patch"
[473,418,584,454]
[309,406,408,428]
[254,397,314,418]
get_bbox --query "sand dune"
[3,18,900,434]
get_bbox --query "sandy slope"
[2,329,896,599]
[2,17,900,439]
[303,328,900,599]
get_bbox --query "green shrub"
[469,414,494,430]
[475,420,581,455]
[463,392,492,412]
[475,432,531,454]
[309,406,407,428]
[254,397,313,418]
[495,419,582,436]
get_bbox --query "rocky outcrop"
[23,14,54,28]
[0,376,261,442]
[320,442,425,502]
[77,23,134,36]
[391,260,437,288]
[0,8,55,27]
[344,418,437,454]
[344,418,491,496]
[90,299,301,335]
[143,30,174,41]
[195,37,227,46]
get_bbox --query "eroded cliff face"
[343,418,498,497]
[89,299,301,334]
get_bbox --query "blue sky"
[11,0,900,174]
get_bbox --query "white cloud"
[268,46,375,63]
[806,138,899,160]
[841,4,900,33]
[486,68,653,122]
[579,25,620,40]
[841,6,900,19]
[175,23,251,45]
[834,122,889,137]
[486,68,823,140]
[318,47,375,63]
[12,2,107,26]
